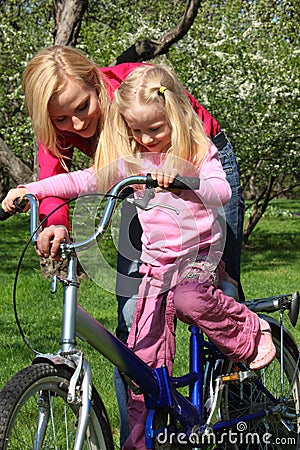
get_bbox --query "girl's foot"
[248,318,276,370]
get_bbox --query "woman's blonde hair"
[94,64,209,191]
[23,45,110,158]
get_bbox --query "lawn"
[0,198,299,448]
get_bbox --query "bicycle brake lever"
[142,202,179,215]
[126,188,155,210]
[126,188,179,215]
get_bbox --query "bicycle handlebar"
[0,174,200,253]
[71,174,200,253]
[0,198,29,221]
[145,173,200,190]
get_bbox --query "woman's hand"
[36,225,70,260]
[1,188,30,214]
[224,274,238,289]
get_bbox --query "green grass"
[241,199,300,299]
[0,199,299,448]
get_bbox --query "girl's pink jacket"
[24,143,231,270]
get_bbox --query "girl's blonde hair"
[23,45,110,158]
[94,64,209,191]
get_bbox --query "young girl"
[2,65,275,449]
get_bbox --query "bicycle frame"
[23,177,299,450]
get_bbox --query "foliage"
[0,0,54,166]
[165,0,300,238]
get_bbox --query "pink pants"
[123,261,260,449]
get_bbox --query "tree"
[0,0,54,196]
[54,0,88,45]
[0,137,32,184]
[167,0,299,242]
[115,0,202,63]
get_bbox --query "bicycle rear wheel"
[0,363,114,449]
[220,318,300,450]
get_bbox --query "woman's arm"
[185,91,221,139]
[37,142,74,228]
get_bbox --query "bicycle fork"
[34,353,92,450]
[34,253,93,450]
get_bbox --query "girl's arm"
[2,167,96,213]
[24,167,96,200]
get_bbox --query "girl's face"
[124,102,171,153]
[48,78,101,138]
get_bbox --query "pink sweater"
[24,144,231,267]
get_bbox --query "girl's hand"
[1,188,30,214]
[36,225,70,260]
[151,168,179,189]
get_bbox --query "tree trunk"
[0,137,33,185]
[0,166,9,201]
[54,0,88,46]
[243,177,275,245]
[116,0,202,63]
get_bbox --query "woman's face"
[48,78,101,138]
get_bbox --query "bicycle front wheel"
[0,363,114,449]
[220,318,300,450]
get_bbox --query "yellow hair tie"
[158,86,167,95]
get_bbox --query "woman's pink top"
[24,144,231,268]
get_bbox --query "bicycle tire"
[0,363,114,449]
[219,317,300,450]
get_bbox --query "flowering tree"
[175,0,299,242]
[0,0,299,241]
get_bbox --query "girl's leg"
[124,289,175,449]
[174,262,275,365]
[174,280,259,361]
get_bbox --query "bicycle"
[0,174,299,449]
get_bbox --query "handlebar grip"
[0,208,12,221]
[0,198,28,221]
[146,174,200,190]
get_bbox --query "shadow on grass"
[242,212,300,273]
[0,215,38,275]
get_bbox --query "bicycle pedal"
[221,369,258,383]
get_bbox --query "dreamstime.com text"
[156,421,296,447]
